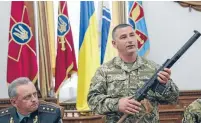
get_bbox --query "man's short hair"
[112,23,133,40]
[8,77,31,98]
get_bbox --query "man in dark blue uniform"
[0,77,63,123]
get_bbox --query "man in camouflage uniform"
[87,24,179,123]
[182,99,201,123]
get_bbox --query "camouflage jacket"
[182,99,201,123]
[87,56,179,123]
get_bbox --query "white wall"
[1,1,201,98]
[143,2,201,90]
[0,1,11,98]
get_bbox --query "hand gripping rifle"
[117,30,201,123]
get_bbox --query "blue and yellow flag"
[101,2,118,64]
[100,2,111,64]
[77,1,100,110]
[128,1,150,57]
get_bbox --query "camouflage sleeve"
[147,60,179,104]
[182,99,201,123]
[153,79,179,104]
[87,68,119,114]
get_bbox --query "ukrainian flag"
[128,1,150,57]
[77,1,100,110]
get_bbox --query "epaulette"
[38,103,57,114]
[0,108,10,117]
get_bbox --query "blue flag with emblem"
[128,1,150,56]
[100,1,111,64]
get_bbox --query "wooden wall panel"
[158,90,201,123]
[1,90,201,123]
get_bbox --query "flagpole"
[34,1,41,96]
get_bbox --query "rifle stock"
[117,30,201,123]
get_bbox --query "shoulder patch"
[0,108,10,117]
[38,104,57,114]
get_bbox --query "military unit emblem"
[128,1,150,56]
[57,14,70,37]
[11,22,32,44]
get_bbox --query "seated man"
[0,77,62,123]
[182,99,201,123]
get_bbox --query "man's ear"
[112,40,117,48]
[10,98,17,107]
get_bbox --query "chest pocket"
[138,69,155,83]
[106,75,127,97]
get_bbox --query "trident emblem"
[13,25,28,41]
[58,17,67,33]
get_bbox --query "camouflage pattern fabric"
[87,56,179,123]
[182,99,201,123]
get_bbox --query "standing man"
[87,24,179,123]
[0,77,62,123]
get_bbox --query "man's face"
[11,82,39,115]
[112,26,138,56]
